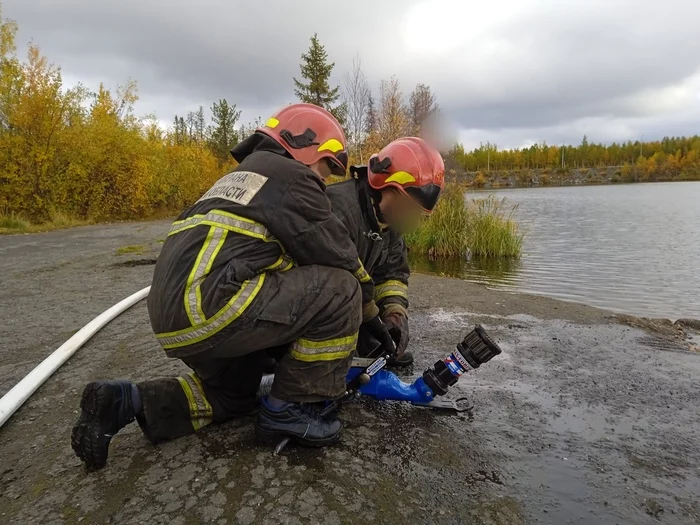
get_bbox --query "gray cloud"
[6,0,700,148]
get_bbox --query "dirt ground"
[1,222,699,525]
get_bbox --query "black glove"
[383,312,409,357]
[363,314,396,357]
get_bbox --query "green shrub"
[0,213,31,231]
[0,211,89,234]
[404,184,470,258]
[404,185,523,259]
[467,196,524,258]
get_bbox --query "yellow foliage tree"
[0,6,234,224]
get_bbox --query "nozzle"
[457,325,502,369]
[422,325,501,396]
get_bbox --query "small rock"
[644,499,664,518]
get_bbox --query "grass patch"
[0,211,90,235]
[404,185,471,258]
[468,195,524,257]
[116,245,146,255]
[404,184,524,259]
[0,213,31,231]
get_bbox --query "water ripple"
[412,182,700,320]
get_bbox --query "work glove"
[382,312,409,357]
[362,314,396,357]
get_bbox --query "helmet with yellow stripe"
[257,103,349,176]
[367,137,445,213]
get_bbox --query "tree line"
[448,135,700,183]
[1,5,698,225]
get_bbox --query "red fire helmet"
[257,103,348,176]
[367,137,445,213]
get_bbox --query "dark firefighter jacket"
[148,134,374,357]
[326,174,410,318]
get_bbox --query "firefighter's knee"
[329,267,363,328]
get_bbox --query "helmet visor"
[404,183,443,213]
[327,150,349,176]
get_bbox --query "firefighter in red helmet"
[327,137,445,364]
[71,103,397,470]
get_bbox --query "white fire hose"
[0,286,151,428]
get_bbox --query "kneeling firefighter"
[327,137,445,365]
[71,103,398,470]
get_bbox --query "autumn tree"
[408,83,439,135]
[377,76,409,145]
[342,55,371,162]
[172,115,187,145]
[238,116,263,141]
[365,93,377,135]
[184,106,206,143]
[208,99,241,163]
[293,33,346,125]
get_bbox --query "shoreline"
[448,169,700,190]
[1,222,699,524]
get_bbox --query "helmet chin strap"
[369,187,389,228]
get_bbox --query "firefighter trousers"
[135,265,362,443]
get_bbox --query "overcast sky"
[5,0,700,150]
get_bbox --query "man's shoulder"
[326,179,360,210]
[238,151,312,181]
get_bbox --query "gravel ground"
[1,222,699,525]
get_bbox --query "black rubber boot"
[387,351,414,367]
[71,380,138,471]
[255,398,342,447]
[262,357,279,374]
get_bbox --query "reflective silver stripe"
[289,333,359,362]
[176,375,212,431]
[157,273,266,349]
[187,227,227,324]
[169,210,271,240]
[184,373,213,418]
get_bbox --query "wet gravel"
[1,222,699,524]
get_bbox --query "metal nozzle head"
[457,325,502,369]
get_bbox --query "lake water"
[411,182,700,320]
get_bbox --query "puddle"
[112,258,158,267]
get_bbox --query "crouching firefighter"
[71,103,397,470]
[327,137,445,365]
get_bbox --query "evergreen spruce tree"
[208,99,241,162]
[293,33,345,125]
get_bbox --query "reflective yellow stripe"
[176,376,212,431]
[185,226,227,325]
[170,209,275,327]
[187,372,213,418]
[354,260,371,283]
[156,273,266,350]
[289,333,358,362]
[169,210,273,241]
[374,280,408,301]
[265,254,296,272]
[199,228,227,317]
